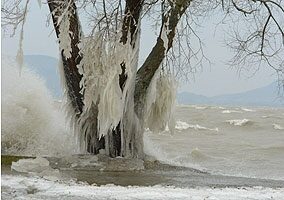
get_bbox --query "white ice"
[2,175,284,200]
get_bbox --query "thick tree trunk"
[47,0,104,154]
[48,0,190,158]
[110,0,144,158]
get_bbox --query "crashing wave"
[1,59,77,156]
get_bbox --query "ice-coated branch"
[48,0,84,115]
[134,0,191,117]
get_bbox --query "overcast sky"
[2,2,277,97]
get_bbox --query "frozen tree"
[2,0,284,158]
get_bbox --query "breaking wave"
[1,59,77,156]
[225,119,252,126]
[272,124,284,130]
[241,108,255,112]
[175,121,218,132]
[222,110,242,114]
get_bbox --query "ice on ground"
[11,157,61,181]
[2,175,284,200]
[11,157,50,173]
[226,119,251,126]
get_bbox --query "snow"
[2,175,284,200]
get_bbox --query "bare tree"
[2,0,284,158]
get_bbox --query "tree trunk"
[47,0,190,158]
[47,0,104,154]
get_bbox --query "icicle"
[16,0,30,75]
[37,0,42,8]
[144,70,177,134]
[78,34,124,138]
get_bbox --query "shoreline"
[2,155,284,189]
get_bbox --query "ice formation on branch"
[75,27,141,153]
[161,18,170,54]
[78,34,123,138]
[145,69,177,134]
[58,11,72,59]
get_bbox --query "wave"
[143,133,205,170]
[225,119,252,126]
[193,106,208,110]
[189,148,212,161]
[1,59,77,156]
[222,110,242,114]
[241,108,255,112]
[272,124,284,130]
[175,121,219,132]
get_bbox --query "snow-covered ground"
[2,175,284,200]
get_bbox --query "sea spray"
[1,59,76,156]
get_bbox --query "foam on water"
[1,59,77,156]
[273,123,284,130]
[222,110,242,114]
[2,58,284,182]
[241,108,255,112]
[226,119,252,126]
[175,121,219,132]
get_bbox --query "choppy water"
[2,59,284,182]
[145,105,284,180]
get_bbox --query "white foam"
[175,121,219,132]
[2,175,284,200]
[222,110,242,114]
[226,119,251,126]
[194,106,208,110]
[272,124,284,130]
[241,108,255,112]
[175,121,191,130]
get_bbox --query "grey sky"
[1,2,277,97]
